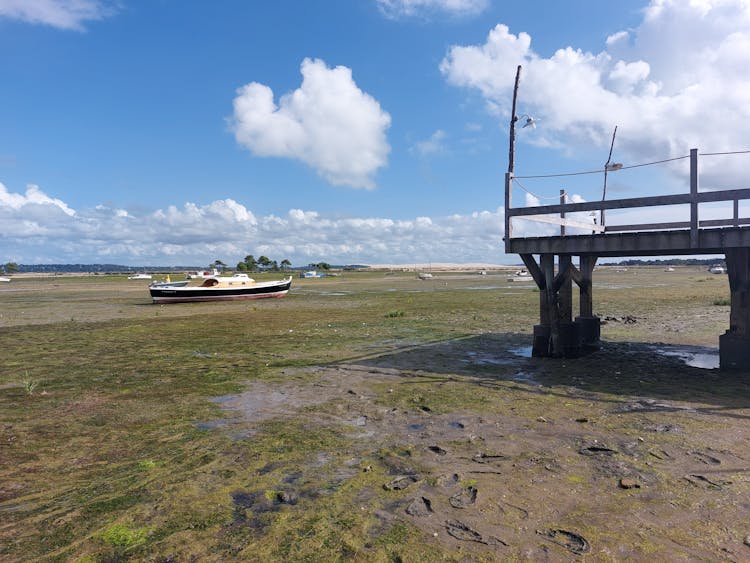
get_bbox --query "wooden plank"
[506,187,750,218]
[517,214,605,232]
[602,217,750,233]
[605,221,690,233]
[507,226,750,256]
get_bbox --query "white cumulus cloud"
[0,0,116,31]
[230,58,392,190]
[413,129,448,155]
[440,0,750,189]
[0,183,508,265]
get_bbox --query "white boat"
[128,273,153,280]
[149,275,292,304]
[507,269,531,282]
[186,268,221,279]
[0,276,10,282]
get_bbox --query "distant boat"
[149,274,292,304]
[186,268,221,279]
[300,270,325,278]
[0,276,10,282]
[709,265,726,274]
[507,269,531,282]
[128,273,152,280]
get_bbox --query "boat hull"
[149,278,292,304]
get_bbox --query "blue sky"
[1,0,749,267]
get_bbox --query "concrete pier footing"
[719,332,750,371]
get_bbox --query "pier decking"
[505,149,750,370]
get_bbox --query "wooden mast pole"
[508,65,522,175]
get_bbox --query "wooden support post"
[505,172,513,252]
[557,255,573,324]
[540,254,554,327]
[560,190,566,237]
[726,248,750,336]
[690,148,699,248]
[720,248,750,370]
[578,255,597,318]
[531,254,555,357]
[575,255,600,349]
[734,199,739,228]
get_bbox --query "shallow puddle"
[651,345,719,369]
[510,346,532,358]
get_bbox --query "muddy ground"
[2,268,749,560]
[207,333,750,560]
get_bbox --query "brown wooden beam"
[507,187,750,218]
[605,217,750,233]
[520,253,545,289]
[557,255,573,324]
[578,255,597,318]
[540,254,554,327]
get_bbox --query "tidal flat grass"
[0,268,738,560]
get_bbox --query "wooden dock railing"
[505,149,750,252]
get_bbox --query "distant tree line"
[232,255,292,272]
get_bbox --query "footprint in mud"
[537,529,590,554]
[384,475,420,491]
[449,486,478,509]
[684,474,730,490]
[405,496,433,517]
[648,449,674,461]
[579,445,618,456]
[472,452,507,464]
[689,451,722,465]
[445,520,507,547]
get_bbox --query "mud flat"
[1,267,748,560]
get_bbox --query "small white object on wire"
[605,162,623,171]
[521,114,537,129]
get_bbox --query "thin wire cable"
[512,177,568,201]
[700,150,750,156]
[618,154,689,171]
[515,154,690,179]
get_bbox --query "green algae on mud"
[1,267,749,560]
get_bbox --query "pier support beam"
[720,248,750,370]
[574,255,600,349]
[524,254,599,358]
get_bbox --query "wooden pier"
[505,149,750,370]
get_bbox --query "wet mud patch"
[193,333,750,559]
